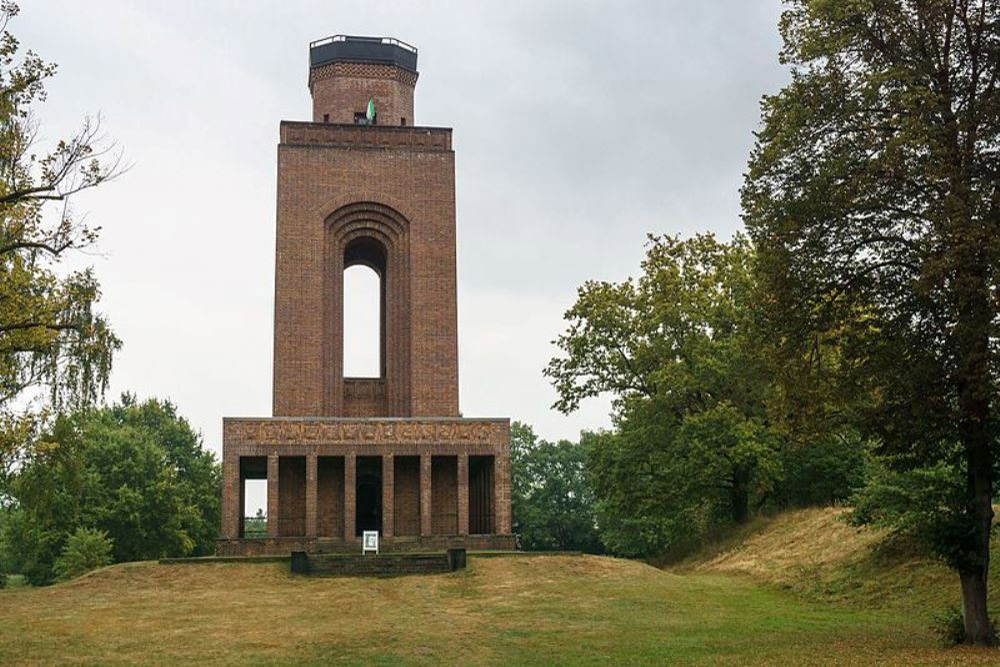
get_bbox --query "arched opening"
[323,202,411,417]
[343,237,385,378]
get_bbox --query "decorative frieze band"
[224,418,507,446]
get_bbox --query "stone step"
[291,549,465,577]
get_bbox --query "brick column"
[221,452,240,539]
[344,452,356,541]
[496,450,511,534]
[306,454,318,538]
[267,454,280,538]
[382,454,394,538]
[420,454,432,537]
[457,454,469,536]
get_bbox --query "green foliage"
[0,1,122,489]
[0,507,62,585]
[53,527,112,582]
[587,429,709,557]
[849,456,979,572]
[929,599,999,647]
[547,234,786,556]
[243,508,266,539]
[775,433,868,508]
[3,395,220,584]
[929,603,998,646]
[931,605,970,647]
[510,422,602,553]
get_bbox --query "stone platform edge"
[160,550,583,565]
[215,533,517,557]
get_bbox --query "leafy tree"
[510,422,602,553]
[743,0,1000,644]
[53,527,112,581]
[546,235,782,555]
[3,395,219,584]
[0,1,122,486]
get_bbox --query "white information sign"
[362,530,379,555]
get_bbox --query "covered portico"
[217,417,515,555]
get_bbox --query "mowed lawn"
[0,555,995,666]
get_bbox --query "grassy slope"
[1,554,997,665]
[669,507,1000,616]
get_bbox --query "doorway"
[355,456,382,536]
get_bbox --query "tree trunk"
[955,266,996,646]
[960,568,995,645]
[959,424,996,645]
[730,471,750,524]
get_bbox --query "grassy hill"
[1,546,998,665]
[668,507,1000,616]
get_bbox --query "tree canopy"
[547,235,794,555]
[0,395,220,584]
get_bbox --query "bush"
[929,605,997,646]
[931,605,968,645]
[0,571,6,589]
[53,528,113,582]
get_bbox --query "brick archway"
[323,202,411,416]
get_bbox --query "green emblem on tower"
[366,97,376,124]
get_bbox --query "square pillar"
[382,455,394,538]
[344,452,356,541]
[267,454,280,538]
[420,454,432,537]
[221,452,239,539]
[497,450,511,534]
[457,454,469,536]
[305,454,318,538]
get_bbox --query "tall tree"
[546,235,781,555]
[743,0,1000,644]
[0,1,122,484]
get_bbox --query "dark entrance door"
[355,456,382,536]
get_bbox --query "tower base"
[219,416,513,556]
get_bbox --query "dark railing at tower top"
[309,35,418,73]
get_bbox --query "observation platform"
[310,34,418,73]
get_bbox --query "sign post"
[362,530,379,555]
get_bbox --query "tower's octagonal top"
[310,35,418,74]
[308,35,420,126]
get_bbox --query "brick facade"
[310,61,417,126]
[219,35,513,555]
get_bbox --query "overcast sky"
[19,1,788,467]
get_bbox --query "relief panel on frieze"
[224,419,504,446]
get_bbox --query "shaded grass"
[1,554,996,665]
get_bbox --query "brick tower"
[218,35,513,555]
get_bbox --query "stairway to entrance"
[291,548,466,577]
